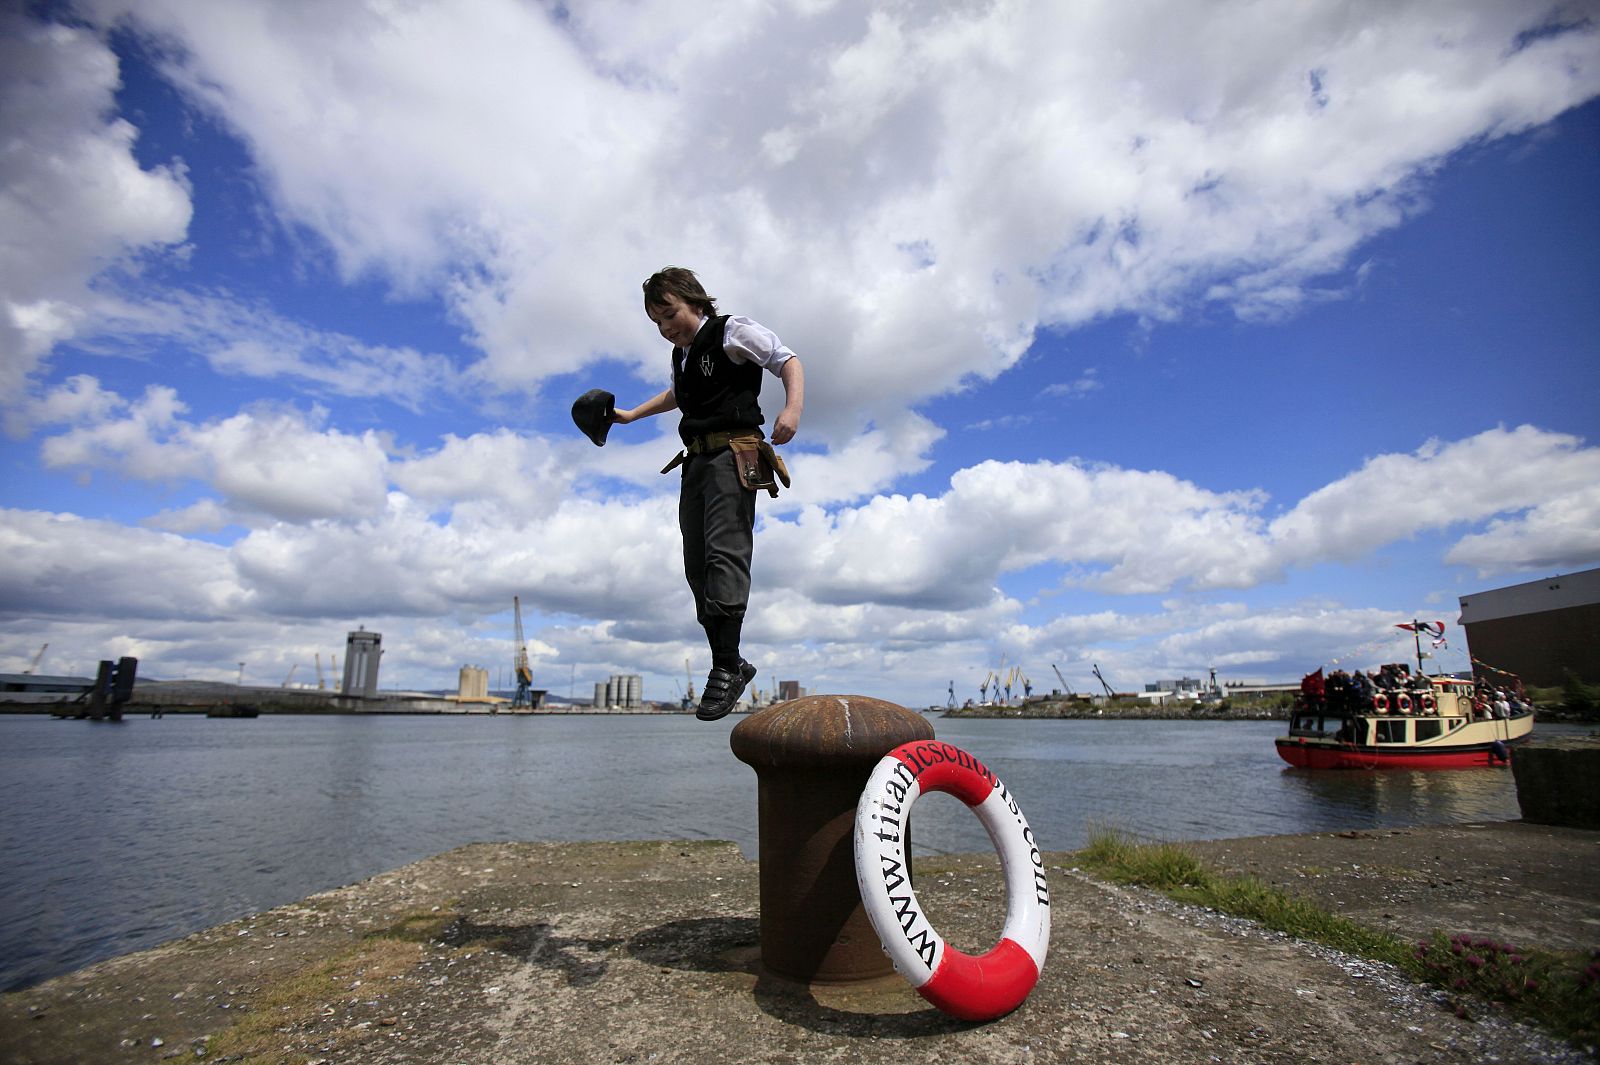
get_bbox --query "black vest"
[672,315,765,444]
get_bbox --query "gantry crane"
[512,595,534,708]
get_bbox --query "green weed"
[1075,826,1599,1047]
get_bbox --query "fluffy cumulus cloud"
[37,380,391,524]
[3,3,1599,697]
[0,11,191,391]
[47,0,1598,441]
[1268,426,1600,569]
[9,387,1599,689]
[0,509,246,621]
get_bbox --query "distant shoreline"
[942,699,1290,721]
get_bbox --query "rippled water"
[0,712,1582,992]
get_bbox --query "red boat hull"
[1275,738,1514,770]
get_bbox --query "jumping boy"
[611,267,805,721]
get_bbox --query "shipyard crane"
[315,653,326,690]
[947,681,955,710]
[24,643,47,674]
[1091,663,1116,699]
[511,596,534,708]
[1051,663,1075,697]
[282,664,298,688]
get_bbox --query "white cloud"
[759,458,1273,607]
[1446,481,1600,575]
[0,12,191,390]
[92,290,470,413]
[14,369,1599,693]
[6,3,1599,701]
[38,384,391,523]
[0,509,246,621]
[7,420,1596,697]
[1269,426,1600,571]
[391,429,572,521]
[1042,369,1101,399]
[194,409,391,522]
[64,0,1598,443]
[39,383,194,479]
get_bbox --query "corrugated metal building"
[1457,567,1600,687]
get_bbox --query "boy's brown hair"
[643,267,718,316]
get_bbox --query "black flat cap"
[571,388,616,446]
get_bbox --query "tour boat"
[1275,674,1533,770]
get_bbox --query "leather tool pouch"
[729,436,781,496]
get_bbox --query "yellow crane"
[512,596,534,707]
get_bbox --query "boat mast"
[1411,619,1426,677]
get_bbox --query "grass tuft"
[205,909,448,1065]
[1075,825,1600,1046]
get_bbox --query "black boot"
[697,659,756,721]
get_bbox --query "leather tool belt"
[661,431,792,497]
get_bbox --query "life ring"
[1373,693,1388,713]
[1396,693,1412,713]
[1421,693,1436,713]
[853,740,1050,1022]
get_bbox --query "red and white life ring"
[1373,693,1389,713]
[1396,693,1413,713]
[1421,693,1436,713]
[853,740,1050,1022]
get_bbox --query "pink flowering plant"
[1413,933,1600,1042]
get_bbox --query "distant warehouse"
[1458,567,1600,687]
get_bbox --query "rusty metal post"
[730,694,934,983]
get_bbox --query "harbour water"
[0,712,1584,993]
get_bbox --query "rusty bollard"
[730,694,934,983]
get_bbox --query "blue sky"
[3,1,1598,705]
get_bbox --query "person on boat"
[1300,668,1326,710]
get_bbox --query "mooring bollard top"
[729,694,934,769]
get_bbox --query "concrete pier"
[2,824,1595,1064]
[1513,735,1600,829]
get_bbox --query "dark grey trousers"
[679,449,756,624]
